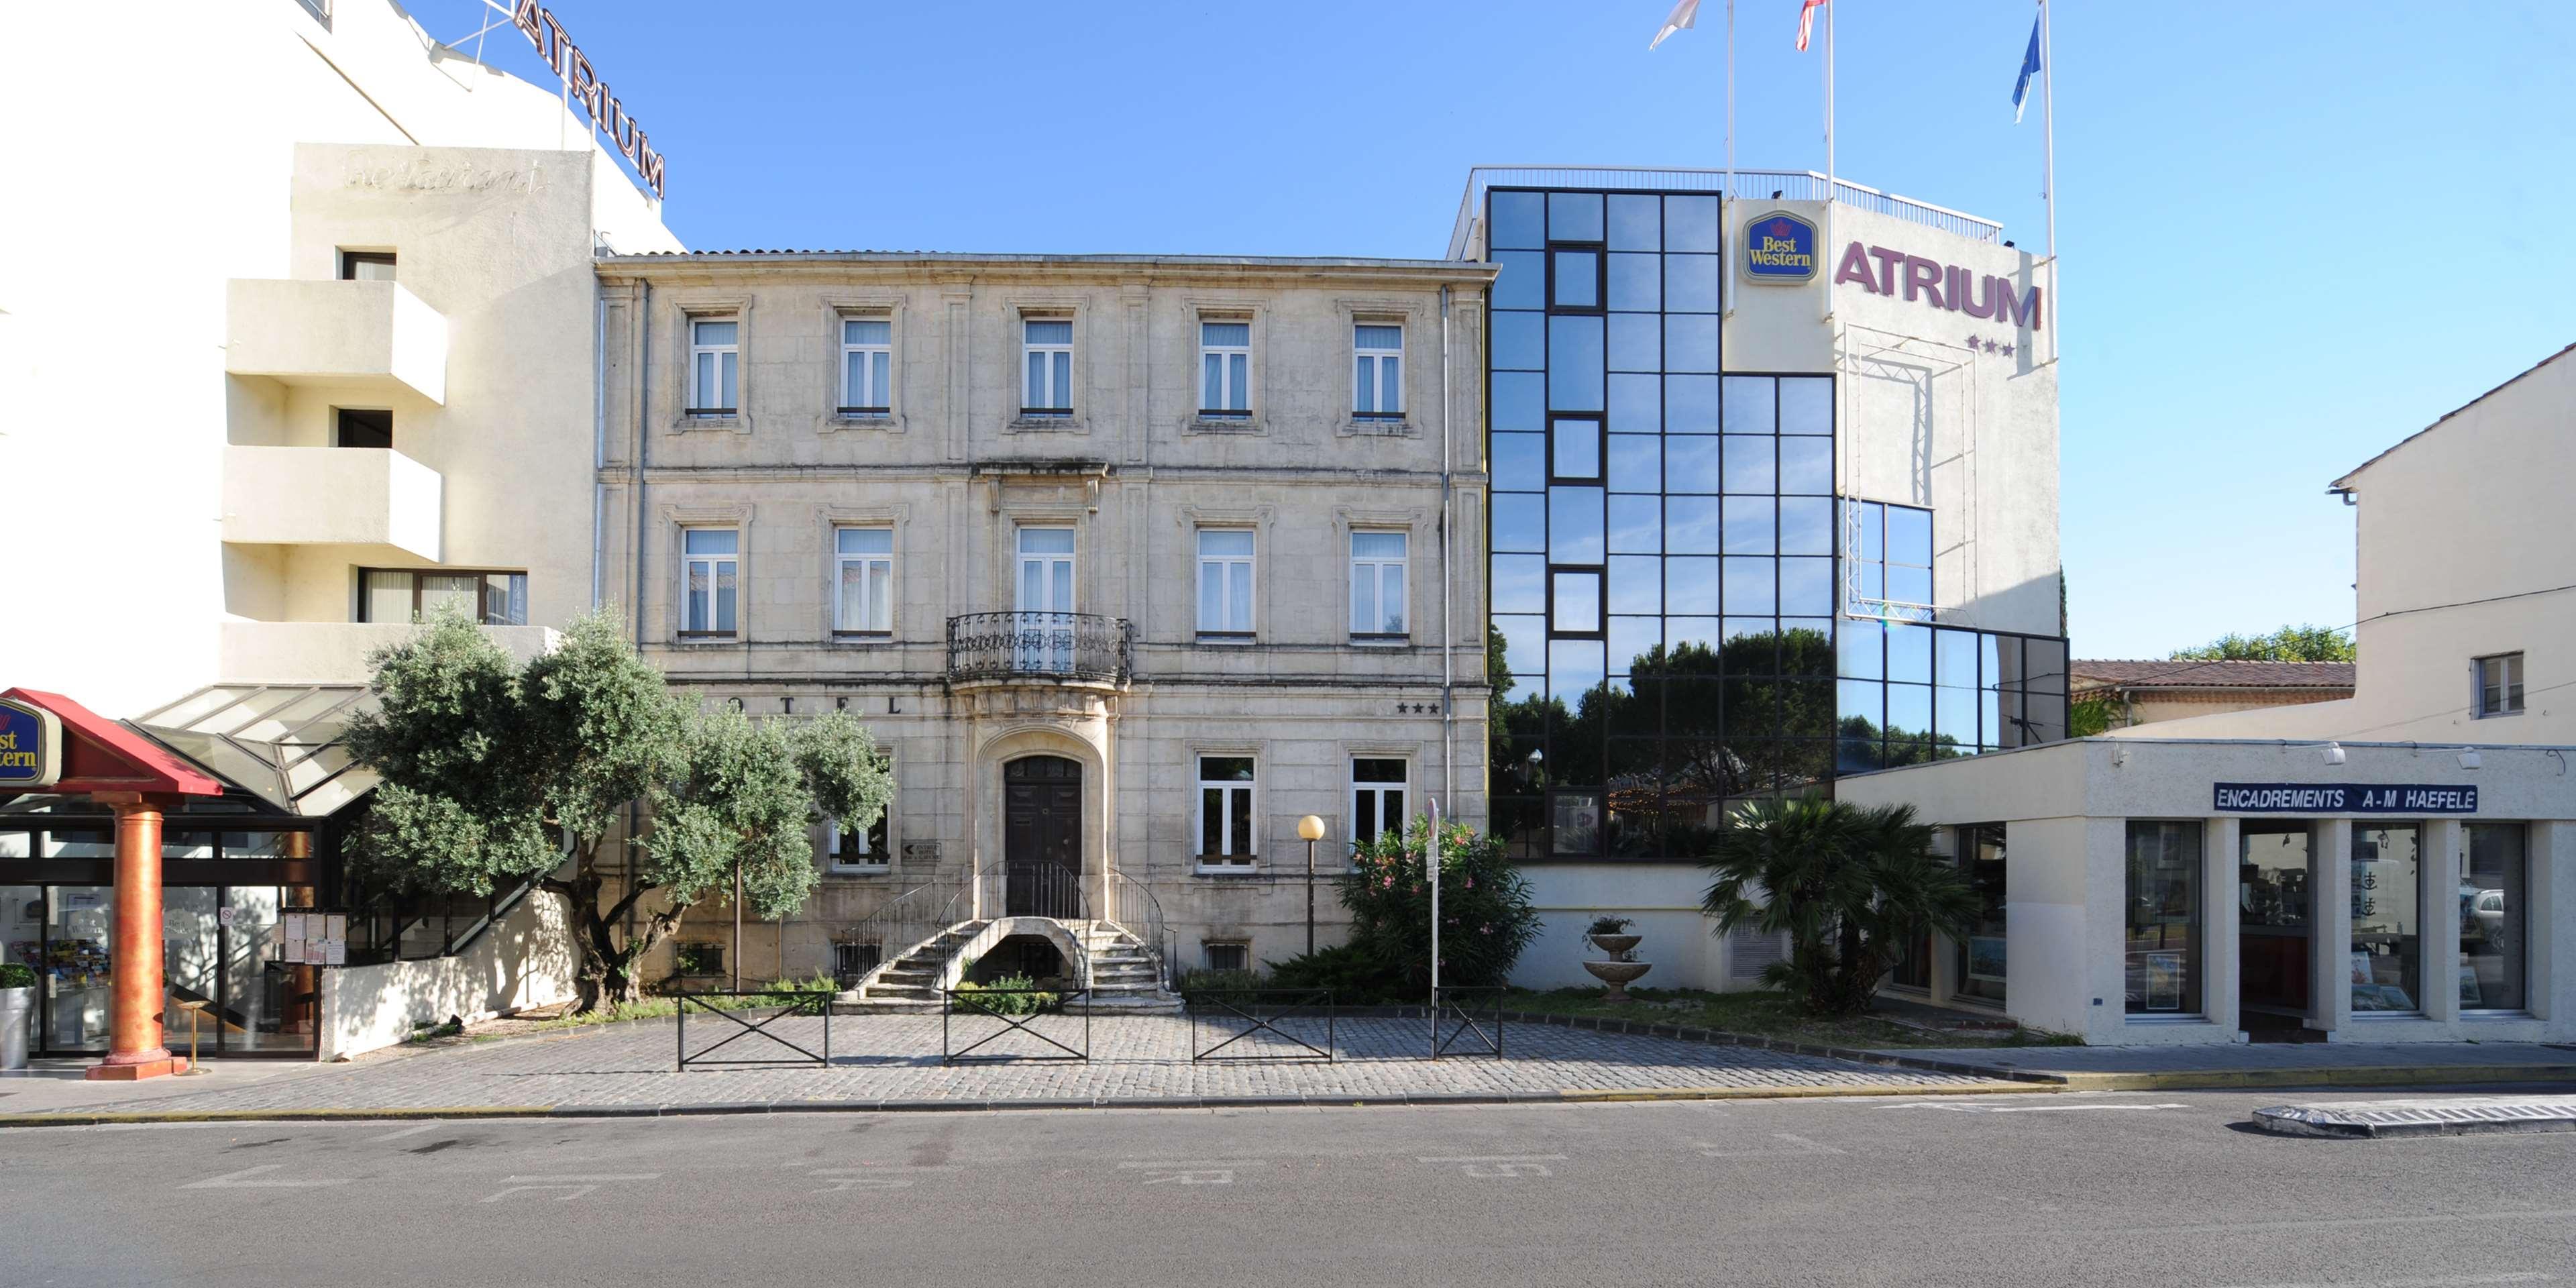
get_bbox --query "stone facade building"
[592,252,1495,992]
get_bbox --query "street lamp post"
[1297,815,1326,956]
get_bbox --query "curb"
[2252,1102,2576,1139]
[2053,1065,2576,1093]
[0,1077,2057,1128]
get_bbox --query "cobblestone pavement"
[25,1012,2015,1116]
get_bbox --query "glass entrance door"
[164,888,220,1060]
[222,887,315,1054]
[2239,822,2313,1032]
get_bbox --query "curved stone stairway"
[834,918,1177,1014]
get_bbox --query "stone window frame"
[666,293,754,435]
[1343,741,1423,869]
[1183,297,1269,437]
[1175,504,1276,644]
[1185,737,1267,875]
[1334,296,1428,439]
[816,501,913,645]
[662,501,755,645]
[820,295,908,436]
[993,499,1095,614]
[1008,298,1089,436]
[1336,506,1428,645]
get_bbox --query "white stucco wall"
[318,890,576,1062]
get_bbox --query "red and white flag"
[1795,0,1827,51]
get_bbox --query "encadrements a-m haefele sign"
[2212,783,2478,815]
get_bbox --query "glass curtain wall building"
[1481,184,2069,861]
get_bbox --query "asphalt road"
[6,1089,2574,1287]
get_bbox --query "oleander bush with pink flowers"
[1328,816,1540,996]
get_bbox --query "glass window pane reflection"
[1665,374,1719,432]
[1489,191,1543,249]
[1778,496,1833,555]
[1608,495,1664,553]
[1721,496,1775,554]
[1607,374,1660,433]
[1607,195,1660,250]
[1607,253,1661,311]
[1491,494,1546,552]
[1548,191,1603,241]
[1607,434,1660,491]
[1491,555,1546,613]
[1491,372,1543,431]
[1548,316,1604,411]
[1608,555,1661,613]
[1548,487,1605,563]
[1721,557,1775,614]
[1491,431,1545,491]
[1491,250,1544,310]
[1607,313,1660,372]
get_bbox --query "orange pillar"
[88,796,182,1079]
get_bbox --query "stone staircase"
[833,917,1177,1014]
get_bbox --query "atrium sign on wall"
[1835,242,2043,330]
[505,0,667,197]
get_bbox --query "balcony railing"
[945,611,1132,685]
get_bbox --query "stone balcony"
[225,278,447,404]
[944,611,1133,690]
[221,445,443,560]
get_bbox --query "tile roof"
[2070,659,2357,691]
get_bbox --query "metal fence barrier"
[676,988,833,1071]
[1186,988,1334,1063]
[942,987,1091,1065]
[1430,985,1505,1060]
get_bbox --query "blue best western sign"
[2212,783,2478,814]
[0,698,60,790]
[1741,209,1819,284]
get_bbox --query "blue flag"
[2012,15,2043,123]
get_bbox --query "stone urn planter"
[0,972,34,1071]
[1581,920,1651,1002]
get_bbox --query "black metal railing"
[1187,988,1334,1063]
[841,878,959,989]
[675,987,833,1070]
[943,859,1087,926]
[945,611,1132,684]
[1108,868,1172,989]
[943,987,1091,1064]
[1430,985,1505,1060]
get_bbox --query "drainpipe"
[1438,283,1455,811]
[591,287,606,610]
[632,279,651,645]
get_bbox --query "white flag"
[1649,0,1700,50]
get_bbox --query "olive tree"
[344,609,892,1010]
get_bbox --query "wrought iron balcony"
[945,611,1132,685]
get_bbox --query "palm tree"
[1700,798,1978,1016]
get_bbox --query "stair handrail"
[938,857,1089,930]
[1106,868,1174,991]
[842,876,957,989]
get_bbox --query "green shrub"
[1177,967,1267,1008]
[764,969,840,995]
[1340,816,1541,994]
[1264,943,1406,1004]
[0,962,38,989]
[952,973,1058,1016]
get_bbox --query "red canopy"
[1,688,222,798]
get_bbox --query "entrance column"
[2204,815,2241,1035]
[2308,818,2353,1036]
[89,794,179,1079]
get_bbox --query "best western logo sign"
[0,698,60,790]
[1741,211,1819,284]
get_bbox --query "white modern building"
[1841,343,2576,1044]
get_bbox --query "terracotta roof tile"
[2069,659,2357,691]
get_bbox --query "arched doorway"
[1003,755,1082,918]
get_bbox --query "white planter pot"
[0,985,34,1070]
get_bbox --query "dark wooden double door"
[1003,756,1082,918]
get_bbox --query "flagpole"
[1723,0,1735,317]
[1823,0,1835,323]
[2040,0,2057,358]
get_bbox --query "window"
[689,319,739,416]
[832,941,881,987]
[681,528,739,637]
[839,317,892,415]
[1844,500,1933,618]
[1349,531,1408,637]
[358,570,527,625]
[2462,823,2528,1012]
[335,408,392,449]
[826,809,890,869]
[1023,318,1073,415]
[1350,758,1407,849]
[2475,653,2524,717]
[1196,755,1256,867]
[2351,824,2422,1014]
[1195,530,1254,635]
[1953,824,2006,1007]
[2124,822,2202,1016]
[1199,320,1250,417]
[337,250,394,281]
[672,943,724,976]
[1201,942,1250,973]
[834,527,894,635]
[1354,323,1403,417]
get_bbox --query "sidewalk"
[1876,1040,2576,1092]
[1,1012,2029,1123]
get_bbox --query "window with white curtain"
[682,528,739,636]
[1196,529,1254,635]
[689,319,739,415]
[1354,323,1403,416]
[835,527,894,635]
[1349,531,1408,637]
[1197,755,1257,867]
[840,317,891,413]
[1350,757,1408,849]
[1023,317,1073,414]
[1199,319,1250,416]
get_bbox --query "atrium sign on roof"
[507,0,666,198]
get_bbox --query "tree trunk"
[547,861,684,1016]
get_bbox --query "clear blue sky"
[452,1,2576,659]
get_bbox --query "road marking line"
[1697,1133,1845,1158]
[2217,1275,2553,1288]
[1418,1154,1566,1178]
[1120,1159,1267,1185]
[480,1173,662,1203]
[179,1165,353,1189]
[1877,1101,2183,1114]
[1415,1155,1568,1163]
[368,1124,441,1142]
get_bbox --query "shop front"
[1837,737,2571,1046]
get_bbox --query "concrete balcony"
[220,623,563,684]
[222,445,443,560]
[226,278,447,404]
